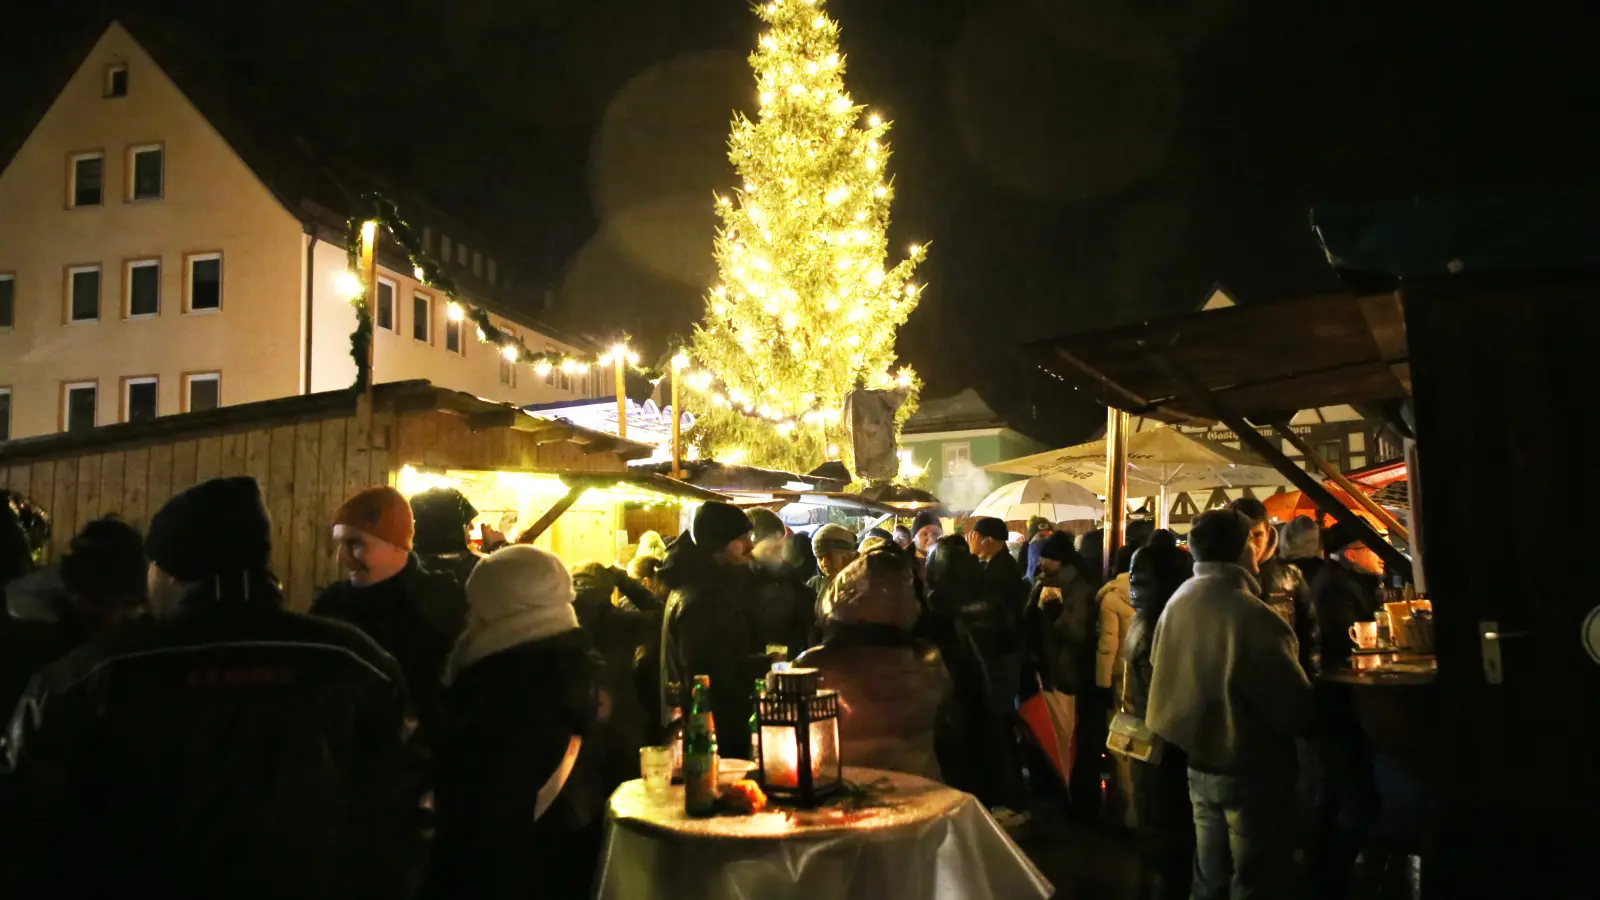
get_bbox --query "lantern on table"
[755,666,842,806]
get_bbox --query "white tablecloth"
[594,767,1052,900]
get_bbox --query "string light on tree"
[688,0,926,473]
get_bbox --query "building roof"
[0,380,655,466]
[903,388,1006,434]
[1026,291,1410,425]
[0,16,589,350]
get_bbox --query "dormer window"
[105,64,128,98]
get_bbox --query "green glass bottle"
[684,675,718,817]
[749,677,766,770]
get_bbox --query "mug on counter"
[1348,620,1379,650]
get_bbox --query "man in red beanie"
[312,485,467,746]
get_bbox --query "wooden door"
[1405,276,1600,898]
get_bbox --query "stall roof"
[721,489,903,517]
[556,470,728,503]
[0,380,657,466]
[1026,291,1410,425]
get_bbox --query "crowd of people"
[0,480,1401,899]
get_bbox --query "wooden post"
[1147,352,1412,582]
[670,356,684,479]
[614,350,628,440]
[357,219,378,444]
[1103,407,1129,577]
[516,483,582,545]
[1270,422,1411,542]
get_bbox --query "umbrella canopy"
[984,427,1295,495]
[1263,486,1387,533]
[970,477,1104,524]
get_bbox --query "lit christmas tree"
[687,0,926,475]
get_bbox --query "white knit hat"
[445,545,580,683]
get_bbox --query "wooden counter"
[1319,651,1437,686]
[1318,652,1440,788]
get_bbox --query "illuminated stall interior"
[396,465,727,565]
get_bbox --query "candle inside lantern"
[757,666,844,805]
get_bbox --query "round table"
[594,767,1052,900]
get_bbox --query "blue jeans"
[1187,768,1298,900]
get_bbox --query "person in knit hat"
[311,485,468,746]
[0,516,147,724]
[410,486,483,589]
[910,509,943,558]
[429,545,605,899]
[0,477,423,897]
[658,501,766,755]
[797,546,955,780]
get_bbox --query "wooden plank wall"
[0,409,394,611]
[0,407,633,610]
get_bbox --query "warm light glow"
[475,327,487,341]
[447,302,465,322]
[534,360,553,376]
[895,368,914,388]
[628,351,641,365]
[672,351,690,370]
[413,266,426,281]
[694,0,925,471]
[560,359,579,374]
[721,447,748,465]
[572,361,590,374]
[335,271,363,300]
[360,220,378,245]
[501,345,518,362]
[611,342,629,361]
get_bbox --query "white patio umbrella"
[970,477,1104,524]
[984,427,1294,526]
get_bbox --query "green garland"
[344,193,663,390]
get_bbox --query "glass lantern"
[756,666,842,807]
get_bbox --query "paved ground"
[1017,810,1152,900]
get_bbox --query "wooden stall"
[0,380,652,610]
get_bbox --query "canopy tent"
[985,427,1293,526]
[970,477,1103,525]
[1263,485,1387,533]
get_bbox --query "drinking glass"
[640,745,673,802]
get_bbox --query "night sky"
[6,0,1595,417]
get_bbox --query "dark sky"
[7,0,1597,407]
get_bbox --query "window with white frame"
[487,258,497,285]
[126,259,160,317]
[69,152,103,207]
[445,316,463,355]
[471,251,482,276]
[498,335,516,386]
[456,242,468,266]
[123,376,158,423]
[63,381,97,433]
[0,387,11,442]
[545,346,558,386]
[440,234,452,261]
[67,265,100,322]
[186,253,221,312]
[185,372,220,412]
[942,441,972,477]
[104,64,127,98]
[129,144,163,200]
[412,291,432,343]
[0,273,13,328]
[375,278,397,332]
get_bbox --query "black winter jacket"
[1258,556,1320,676]
[0,576,423,900]
[429,630,601,900]
[311,555,467,744]
[659,543,767,758]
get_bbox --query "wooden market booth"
[0,380,662,610]
[1028,213,1600,896]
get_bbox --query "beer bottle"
[684,675,718,817]
[749,677,766,769]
